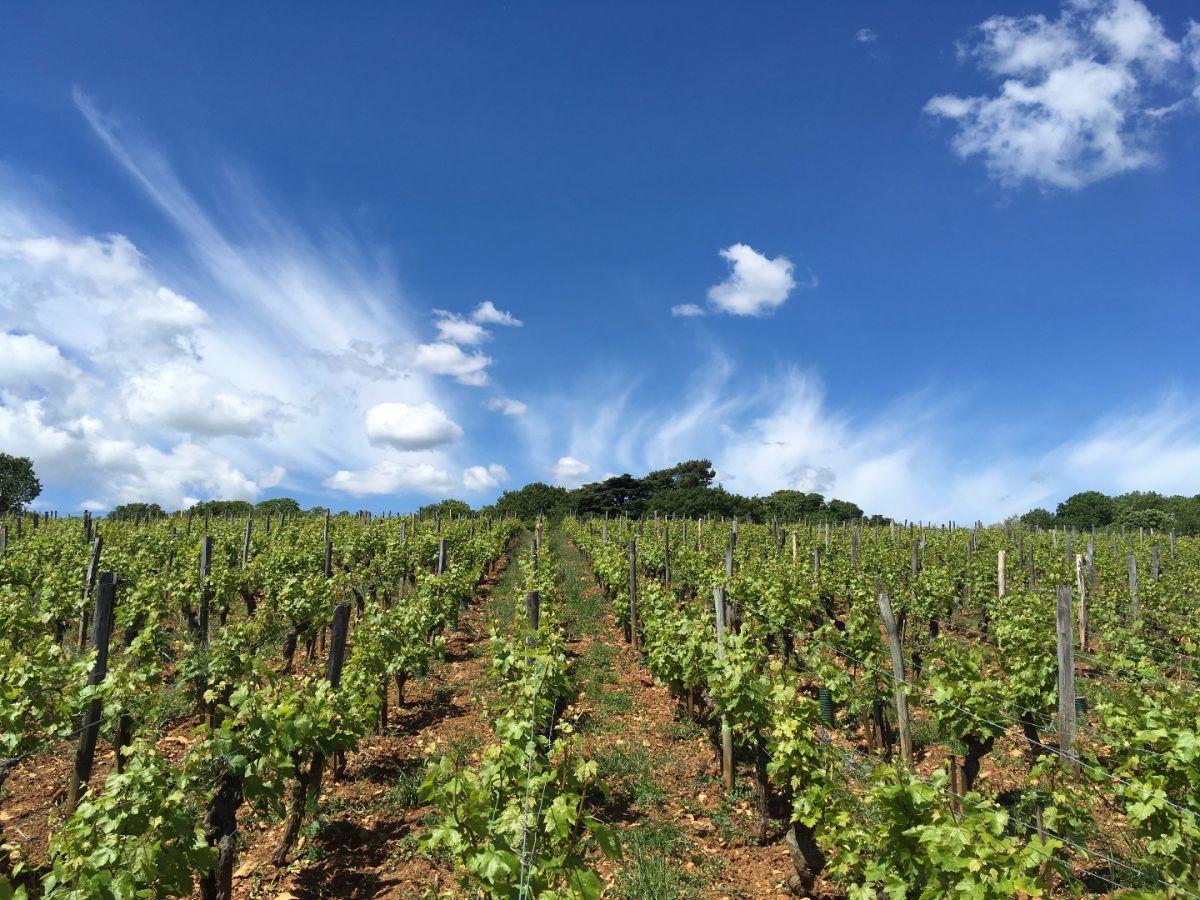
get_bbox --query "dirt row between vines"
[222,543,527,900]
[552,530,823,900]
[241,528,827,899]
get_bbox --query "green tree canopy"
[417,498,473,518]
[255,497,301,516]
[489,482,571,521]
[187,499,254,518]
[0,454,41,514]
[1019,508,1055,530]
[1055,491,1115,529]
[109,502,166,520]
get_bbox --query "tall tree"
[255,497,302,516]
[0,454,41,514]
[1055,491,1115,529]
[109,502,166,520]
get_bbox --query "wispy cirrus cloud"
[925,0,1200,189]
[525,351,1200,523]
[0,91,523,509]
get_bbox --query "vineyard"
[1,510,1198,898]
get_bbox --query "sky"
[2,0,1200,522]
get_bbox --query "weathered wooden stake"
[1055,585,1078,772]
[77,536,103,650]
[1127,554,1139,622]
[199,536,213,645]
[713,586,734,791]
[1075,554,1088,653]
[65,572,116,814]
[629,539,640,650]
[876,592,912,769]
[997,550,1006,598]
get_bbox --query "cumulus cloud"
[706,244,800,316]
[855,28,878,44]
[670,303,706,318]
[433,310,490,345]
[486,397,528,416]
[0,331,84,394]
[123,364,287,436]
[411,342,492,386]
[462,462,509,491]
[365,401,463,450]
[472,300,522,326]
[925,0,1200,189]
[323,461,457,496]
[552,455,591,487]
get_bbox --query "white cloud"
[471,300,522,326]
[0,332,83,393]
[671,303,707,318]
[462,462,509,491]
[323,461,457,496]
[486,397,528,416]
[433,309,490,345]
[1184,23,1200,99]
[0,92,498,510]
[526,353,1200,524]
[926,0,1200,189]
[552,455,591,487]
[123,363,287,436]
[411,342,492,386]
[706,243,798,316]
[855,28,878,44]
[365,401,463,450]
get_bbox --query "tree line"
[479,459,879,524]
[1019,490,1200,532]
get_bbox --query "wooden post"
[713,586,734,791]
[997,550,1006,598]
[629,539,640,650]
[321,600,352,782]
[876,592,912,770]
[1075,554,1088,652]
[198,536,213,644]
[851,529,860,569]
[66,572,116,814]
[1127,554,1139,622]
[242,515,252,568]
[1055,585,1078,772]
[78,536,103,650]
[791,530,797,564]
[436,538,447,576]
[526,589,541,632]
[663,528,670,587]
[1152,545,1160,582]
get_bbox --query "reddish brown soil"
[222,562,508,899]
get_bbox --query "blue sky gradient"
[2,1,1199,520]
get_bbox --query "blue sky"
[2,1,1200,521]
